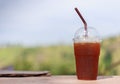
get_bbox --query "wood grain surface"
[0,75,119,84]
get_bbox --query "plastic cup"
[73,27,101,80]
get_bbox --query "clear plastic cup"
[73,27,101,80]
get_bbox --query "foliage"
[0,36,120,75]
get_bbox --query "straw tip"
[74,7,77,10]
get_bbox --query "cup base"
[77,76,97,80]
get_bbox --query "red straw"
[74,8,87,32]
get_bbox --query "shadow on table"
[97,76,113,80]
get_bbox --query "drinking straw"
[75,8,88,36]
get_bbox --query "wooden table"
[0,76,119,84]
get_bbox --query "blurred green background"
[0,36,120,75]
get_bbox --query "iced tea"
[74,42,100,80]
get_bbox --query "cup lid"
[73,27,101,43]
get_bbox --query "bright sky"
[0,0,120,46]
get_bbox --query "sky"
[0,0,120,46]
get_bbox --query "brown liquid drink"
[74,8,101,80]
[73,27,101,80]
[74,42,100,80]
